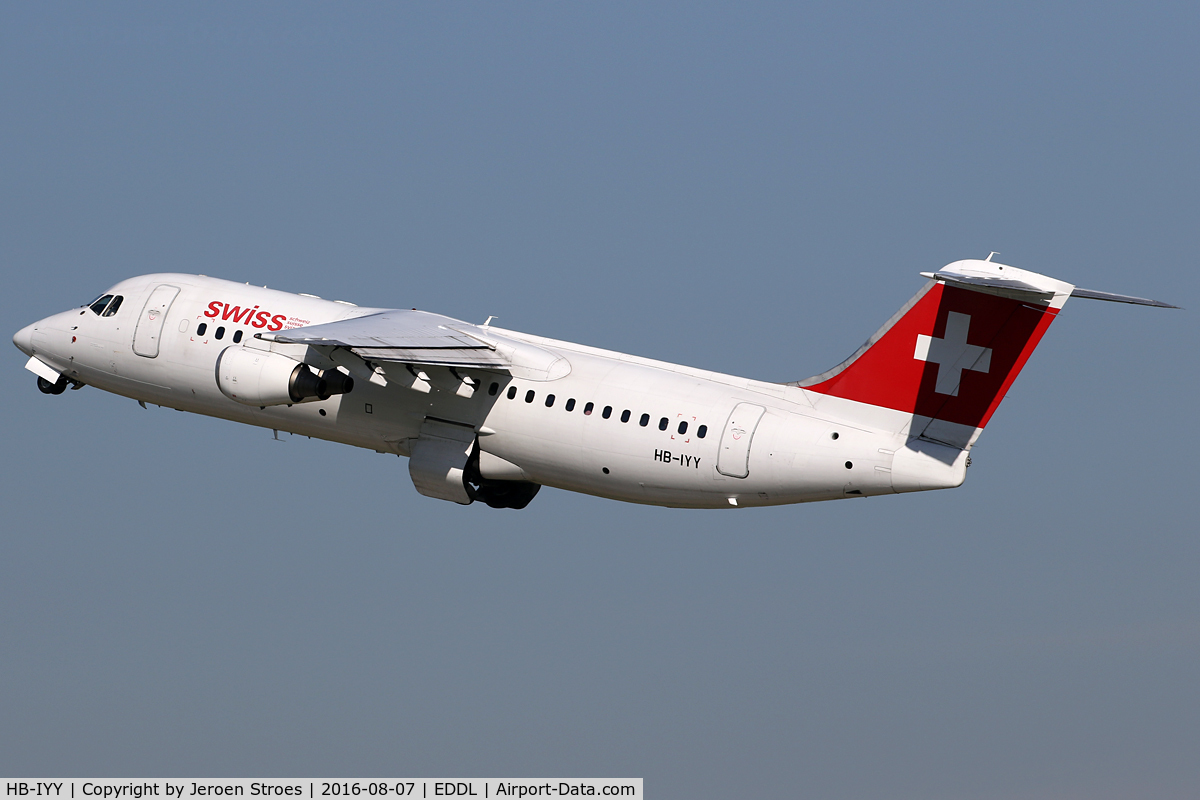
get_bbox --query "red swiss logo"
[205,301,286,332]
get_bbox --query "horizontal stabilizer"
[921,271,1054,300]
[1070,287,1179,308]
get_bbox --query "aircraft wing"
[260,309,570,383]
[263,310,508,368]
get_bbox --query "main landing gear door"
[133,284,180,358]
[716,403,766,479]
[408,419,475,505]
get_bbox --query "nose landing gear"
[36,375,73,395]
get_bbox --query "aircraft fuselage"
[16,272,933,508]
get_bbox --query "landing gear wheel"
[463,442,542,509]
[37,375,69,395]
[472,480,541,509]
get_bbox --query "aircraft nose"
[13,322,36,356]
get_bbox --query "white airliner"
[13,258,1175,509]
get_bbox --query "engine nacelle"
[216,347,346,406]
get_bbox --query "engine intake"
[216,348,350,406]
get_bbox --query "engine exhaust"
[288,365,327,403]
[318,369,354,400]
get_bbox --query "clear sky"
[2,3,1197,797]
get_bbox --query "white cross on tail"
[913,311,992,396]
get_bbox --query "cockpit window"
[101,295,123,317]
[89,295,114,315]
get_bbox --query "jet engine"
[216,348,352,406]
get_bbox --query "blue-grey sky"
[2,3,1197,797]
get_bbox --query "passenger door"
[716,403,766,478]
[132,285,180,358]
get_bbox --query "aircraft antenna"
[985,251,1000,262]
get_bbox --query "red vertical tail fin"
[796,260,1074,447]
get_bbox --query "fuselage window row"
[191,322,242,344]
[499,382,708,438]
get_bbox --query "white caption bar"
[1,781,642,800]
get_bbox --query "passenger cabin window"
[489,382,500,396]
[584,402,594,415]
[197,323,208,336]
[658,417,669,431]
[697,425,708,438]
[215,326,225,340]
[545,394,555,408]
[565,399,576,412]
[507,386,517,400]
[620,410,631,423]
[678,421,688,435]
[101,296,123,317]
[603,406,612,419]
[89,295,114,315]
[639,413,650,427]
[232,330,243,343]
[525,390,535,403]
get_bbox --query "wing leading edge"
[259,309,571,382]
[262,309,508,368]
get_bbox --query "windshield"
[84,294,123,316]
